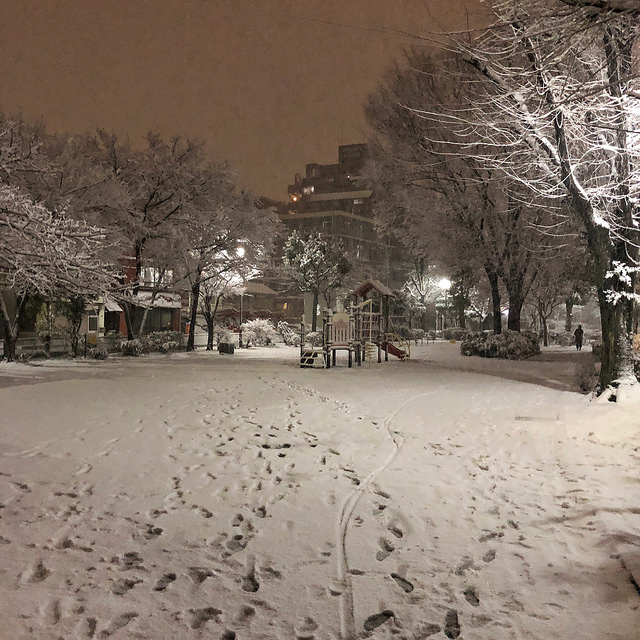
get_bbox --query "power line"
[191,0,479,46]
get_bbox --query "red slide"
[382,341,407,360]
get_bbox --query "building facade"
[282,144,408,290]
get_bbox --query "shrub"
[120,339,144,356]
[240,319,278,347]
[278,321,301,347]
[412,328,425,342]
[305,331,324,347]
[460,330,540,360]
[87,346,108,360]
[213,323,234,346]
[443,327,468,341]
[140,331,185,353]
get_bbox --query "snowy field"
[1,342,639,640]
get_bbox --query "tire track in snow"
[335,388,443,639]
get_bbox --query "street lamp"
[437,278,452,334]
[236,245,246,347]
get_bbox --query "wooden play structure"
[299,278,411,368]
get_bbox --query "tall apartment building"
[282,144,407,289]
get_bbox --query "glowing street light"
[436,277,452,334]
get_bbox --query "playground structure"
[300,278,411,368]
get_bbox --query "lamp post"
[236,245,246,348]
[437,278,452,335]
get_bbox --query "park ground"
[0,342,639,639]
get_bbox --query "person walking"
[574,324,584,351]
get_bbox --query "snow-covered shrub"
[240,319,277,347]
[241,328,256,347]
[412,328,425,342]
[213,323,234,346]
[460,330,540,360]
[140,331,185,353]
[120,339,144,356]
[278,321,301,347]
[87,346,108,360]
[305,331,324,348]
[443,327,468,341]
[552,331,575,347]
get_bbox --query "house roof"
[244,282,277,296]
[352,278,394,299]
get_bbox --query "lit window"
[283,302,288,310]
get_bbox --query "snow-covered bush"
[305,331,324,348]
[551,331,574,347]
[443,327,468,341]
[213,323,234,346]
[240,319,277,347]
[87,346,108,360]
[140,331,186,353]
[412,328,425,342]
[460,330,540,360]
[120,339,144,356]
[278,321,301,347]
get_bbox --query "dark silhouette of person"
[574,324,584,351]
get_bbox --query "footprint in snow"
[111,577,142,595]
[75,463,93,476]
[188,566,215,584]
[234,605,256,624]
[444,609,461,639]
[391,572,414,593]
[464,585,480,606]
[483,549,497,563]
[363,610,394,631]
[21,559,50,584]
[153,572,176,591]
[294,616,318,639]
[189,607,223,630]
[97,612,138,638]
[40,598,61,625]
[376,538,395,561]
[74,616,97,638]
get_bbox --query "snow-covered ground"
[1,342,639,639]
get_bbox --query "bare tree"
[176,188,279,352]
[452,0,640,390]
[365,51,565,333]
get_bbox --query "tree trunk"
[204,295,221,350]
[121,300,135,341]
[206,315,214,350]
[506,291,523,332]
[311,290,319,333]
[565,298,574,332]
[1,310,16,362]
[485,266,502,334]
[187,276,201,352]
[503,270,528,332]
[541,314,548,347]
[0,291,25,362]
[597,278,635,391]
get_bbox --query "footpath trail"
[0,346,638,639]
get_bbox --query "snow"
[1,342,639,639]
